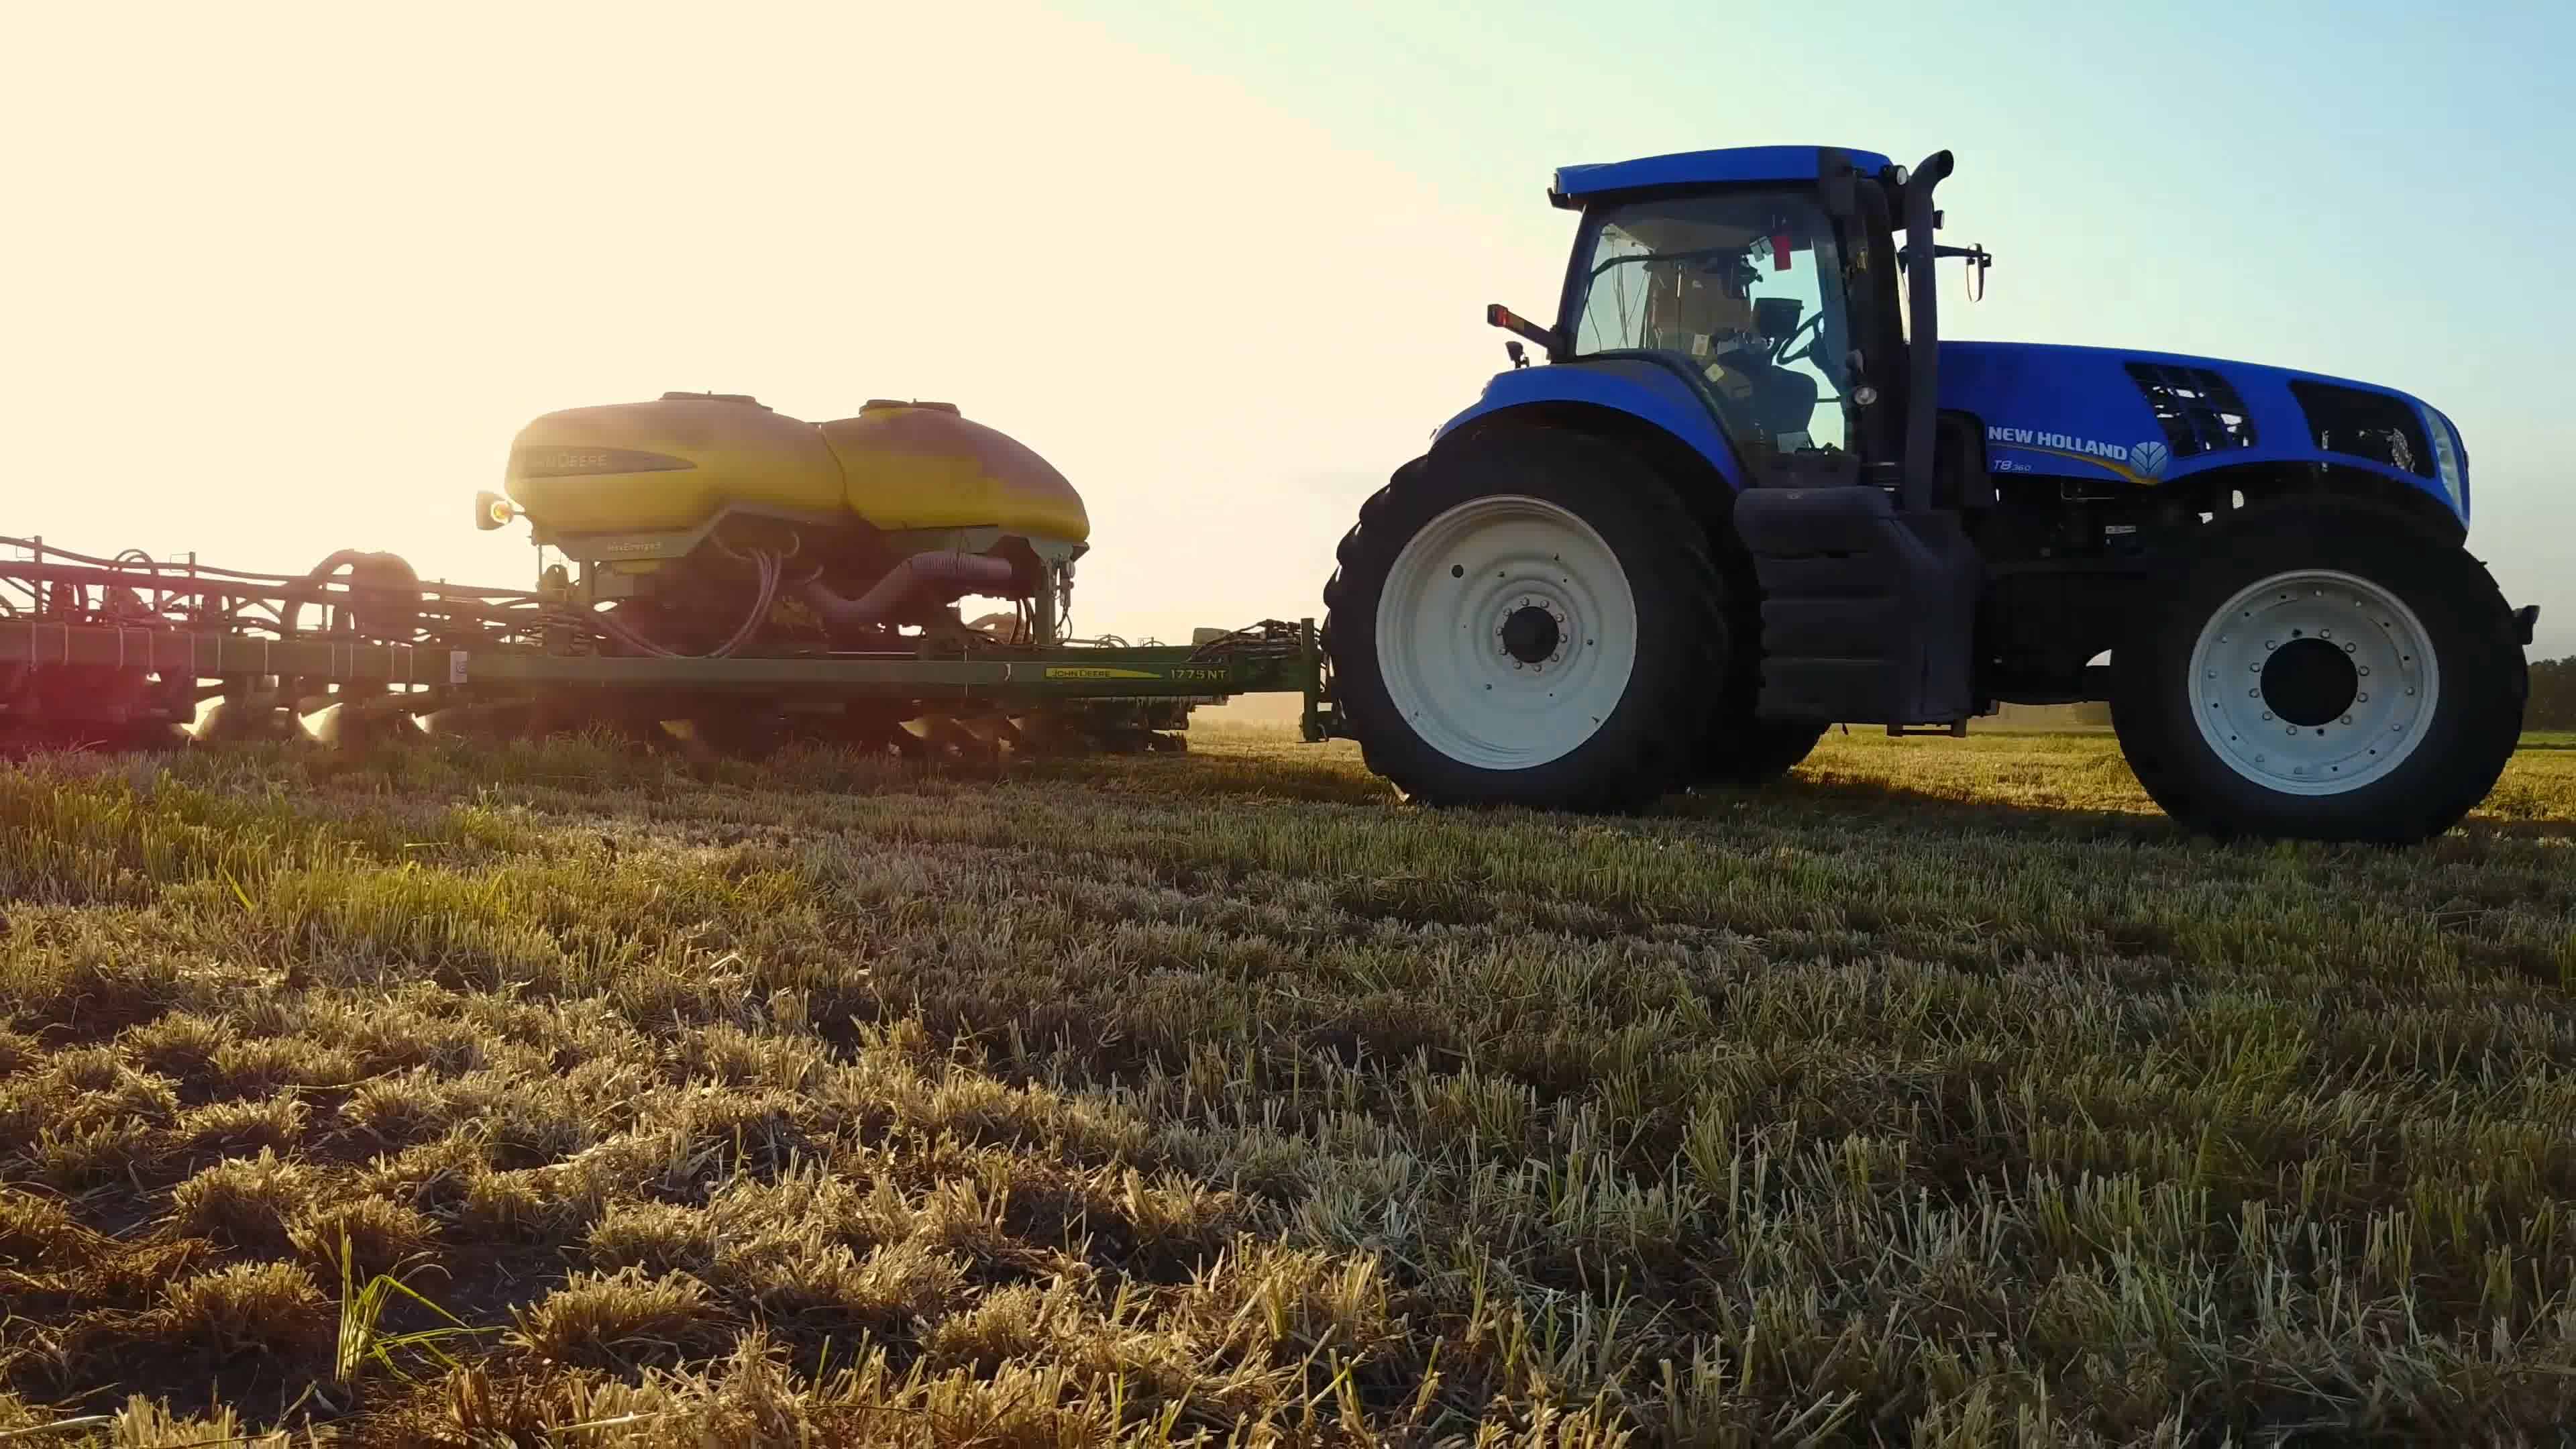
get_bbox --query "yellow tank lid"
[819,404,1088,542]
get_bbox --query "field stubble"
[1,722,2574,1444]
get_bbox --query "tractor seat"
[1707,358,1821,449]
[1744,362,1819,445]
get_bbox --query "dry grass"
[1,723,2574,1444]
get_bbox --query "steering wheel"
[1767,310,1825,367]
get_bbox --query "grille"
[2126,363,2256,458]
[2289,381,2433,479]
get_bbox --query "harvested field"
[3,727,2575,1444]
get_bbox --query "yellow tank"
[504,394,1089,544]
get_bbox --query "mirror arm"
[1487,303,1563,362]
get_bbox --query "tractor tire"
[1690,506,1828,786]
[1322,427,1722,812]
[2108,501,2525,843]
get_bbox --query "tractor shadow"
[1672,771,2172,843]
[1676,769,2576,849]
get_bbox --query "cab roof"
[1548,146,1895,207]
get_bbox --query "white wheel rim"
[1374,494,1638,771]
[2187,568,2438,796]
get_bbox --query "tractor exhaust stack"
[1900,150,1954,514]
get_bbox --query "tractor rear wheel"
[1322,427,1721,811]
[2108,502,2525,843]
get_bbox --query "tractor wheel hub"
[1372,493,1638,771]
[1500,604,1564,665]
[2187,568,2436,795]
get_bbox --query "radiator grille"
[2125,363,2256,458]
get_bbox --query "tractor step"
[1733,485,1980,727]
[1886,720,1970,738]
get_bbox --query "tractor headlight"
[2416,402,2465,519]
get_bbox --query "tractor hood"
[1936,341,2468,523]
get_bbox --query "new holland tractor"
[1322,147,2538,843]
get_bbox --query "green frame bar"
[0,620,1320,704]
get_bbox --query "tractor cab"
[1529,146,1916,492]
[1546,148,1896,484]
[1527,146,1985,729]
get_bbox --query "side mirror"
[1962,243,1992,301]
[1931,243,1994,301]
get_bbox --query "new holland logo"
[1986,425,2175,485]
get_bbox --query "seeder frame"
[0,536,1335,750]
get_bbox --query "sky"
[5,0,2571,653]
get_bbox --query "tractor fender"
[1433,362,1750,492]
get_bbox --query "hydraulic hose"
[578,548,781,659]
[562,547,1012,656]
[800,551,1016,639]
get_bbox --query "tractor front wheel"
[1322,427,1722,812]
[2109,502,2525,843]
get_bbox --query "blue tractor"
[1322,148,2537,842]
